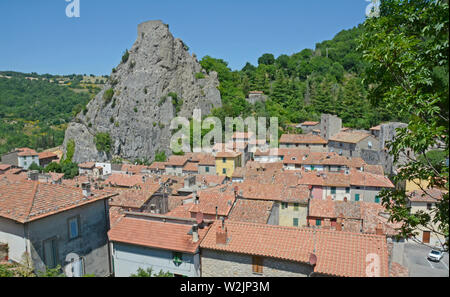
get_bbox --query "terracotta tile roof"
[189,189,236,216]
[38,151,58,160]
[234,182,284,201]
[347,157,367,168]
[8,168,23,175]
[407,189,445,203]
[196,175,226,186]
[108,183,160,208]
[61,175,89,188]
[148,162,166,170]
[0,164,12,171]
[17,148,38,157]
[166,155,189,167]
[108,216,209,254]
[349,170,395,188]
[390,262,409,277]
[231,167,245,178]
[215,151,242,158]
[300,121,320,126]
[228,199,273,224]
[198,155,216,166]
[121,164,149,174]
[329,131,371,144]
[364,164,384,175]
[104,174,145,188]
[280,134,328,145]
[183,162,199,173]
[200,221,389,277]
[0,181,116,223]
[0,172,28,184]
[309,200,361,219]
[166,203,194,219]
[109,206,125,226]
[78,162,96,169]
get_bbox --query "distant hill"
[0,72,103,155]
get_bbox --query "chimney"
[192,224,199,243]
[375,222,384,235]
[81,182,91,197]
[336,213,344,231]
[216,220,227,245]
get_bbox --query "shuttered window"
[252,256,263,274]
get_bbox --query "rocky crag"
[63,20,222,163]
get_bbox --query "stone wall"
[201,249,313,277]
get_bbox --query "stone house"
[108,213,210,277]
[279,134,328,152]
[38,152,59,168]
[197,155,216,175]
[200,220,389,277]
[1,148,40,170]
[298,121,320,134]
[165,156,189,176]
[328,131,379,158]
[0,181,116,276]
[78,162,96,176]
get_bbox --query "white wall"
[0,217,27,262]
[96,163,112,175]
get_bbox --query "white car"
[427,250,444,262]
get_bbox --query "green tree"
[258,53,275,65]
[95,132,112,153]
[360,0,449,248]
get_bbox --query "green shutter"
[293,218,299,227]
[316,219,321,226]
[331,187,336,194]
[375,196,380,203]
[355,194,360,201]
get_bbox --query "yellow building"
[405,178,430,192]
[278,202,308,227]
[215,152,242,178]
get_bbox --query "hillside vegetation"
[0,73,101,154]
[201,25,406,130]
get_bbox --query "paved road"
[403,243,449,277]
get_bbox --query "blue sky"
[0,0,369,75]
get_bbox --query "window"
[427,203,432,210]
[355,194,360,201]
[280,156,284,161]
[375,196,380,203]
[222,168,226,174]
[323,144,326,148]
[43,238,58,268]
[311,165,315,171]
[252,256,263,274]
[173,252,183,267]
[222,158,226,163]
[205,166,209,173]
[281,202,288,209]
[68,216,80,240]
[294,203,299,211]
[339,143,343,147]
[293,218,299,226]
[331,187,336,194]
[346,187,350,194]
[315,219,321,226]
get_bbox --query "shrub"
[129,61,136,69]
[122,49,129,64]
[112,68,117,73]
[195,72,205,79]
[154,151,167,162]
[110,116,114,123]
[144,88,148,94]
[82,106,88,115]
[95,132,112,153]
[134,107,138,113]
[103,89,114,103]
[115,121,119,127]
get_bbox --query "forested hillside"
[0,74,100,154]
[200,25,406,130]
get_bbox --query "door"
[422,231,431,243]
